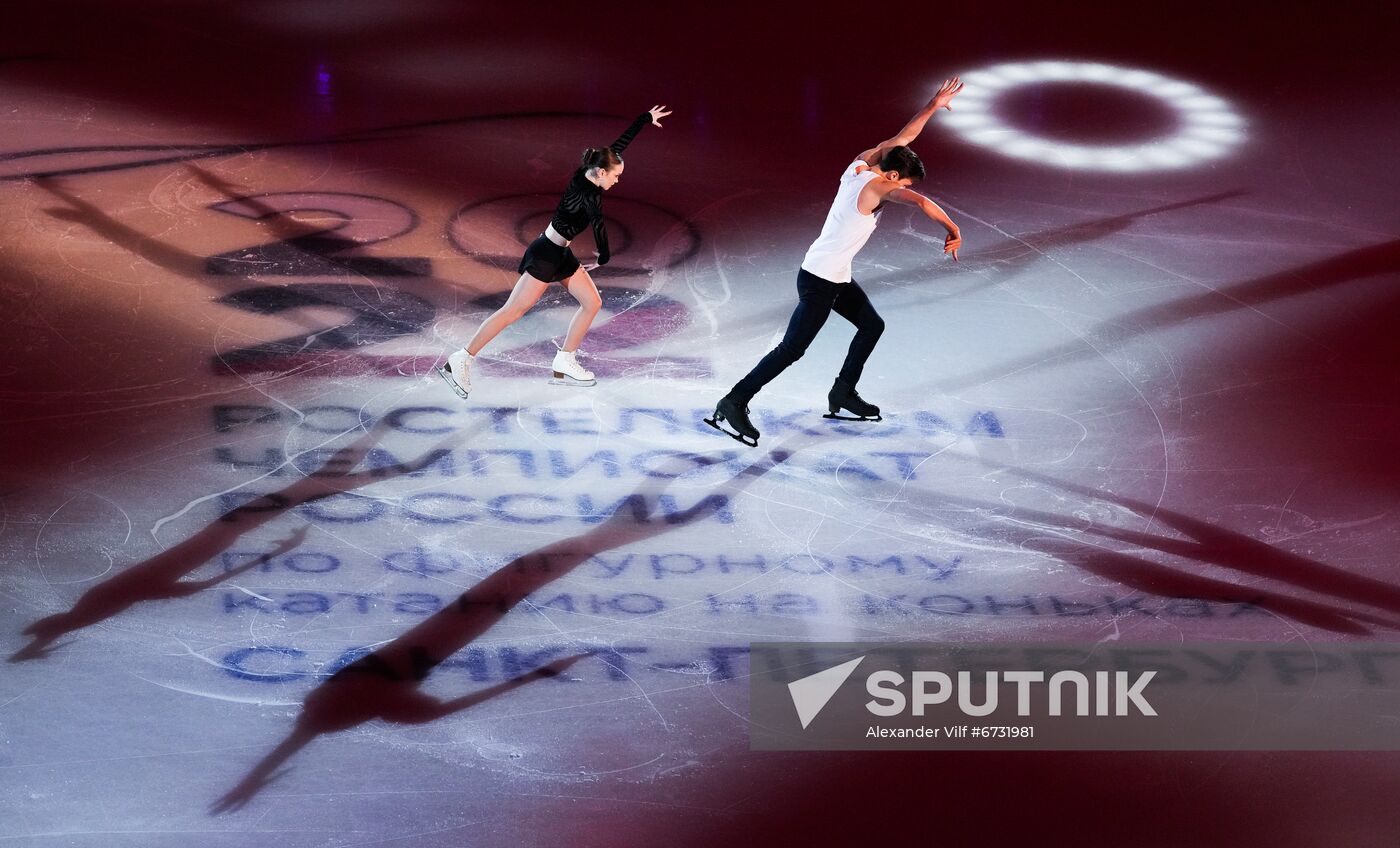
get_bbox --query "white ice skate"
[435,349,473,399]
[549,347,596,387]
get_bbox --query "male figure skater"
[706,78,964,446]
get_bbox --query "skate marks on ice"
[211,446,796,813]
[924,237,1400,394]
[885,457,1400,635]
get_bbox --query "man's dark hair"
[878,145,925,181]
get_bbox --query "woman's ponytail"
[580,146,622,173]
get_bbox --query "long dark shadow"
[36,176,258,285]
[183,163,525,310]
[978,460,1400,623]
[37,168,541,381]
[933,492,1393,634]
[869,189,1247,291]
[33,177,368,352]
[36,170,479,317]
[185,166,424,278]
[12,425,455,661]
[884,458,1400,634]
[211,444,799,814]
[932,237,1400,393]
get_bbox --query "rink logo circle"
[943,61,1246,171]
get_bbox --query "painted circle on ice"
[943,61,1246,171]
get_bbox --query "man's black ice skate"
[705,395,760,447]
[824,379,881,421]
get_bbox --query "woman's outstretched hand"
[649,105,672,127]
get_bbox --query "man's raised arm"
[857,76,963,166]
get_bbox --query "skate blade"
[549,372,597,387]
[704,415,759,447]
[823,411,882,422]
[435,366,469,399]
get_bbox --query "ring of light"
[942,61,1246,171]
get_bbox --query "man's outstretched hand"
[932,77,964,112]
[944,228,962,262]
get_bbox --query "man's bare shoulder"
[856,174,901,213]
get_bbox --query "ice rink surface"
[3,2,1400,845]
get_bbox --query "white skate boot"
[549,347,596,387]
[435,349,473,399]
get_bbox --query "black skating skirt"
[518,234,581,284]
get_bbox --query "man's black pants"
[729,268,885,403]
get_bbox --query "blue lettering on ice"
[220,644,662,683]
[222,646,310,682]
[211,405,1006,438]
[217,491,736,525]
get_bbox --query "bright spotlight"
[942,61,1247,172]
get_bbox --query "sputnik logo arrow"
[788,656,865,729]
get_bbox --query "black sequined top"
[548,112,650,265]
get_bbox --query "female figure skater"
[439,105,672,397]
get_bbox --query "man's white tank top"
[800,159,882,283]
